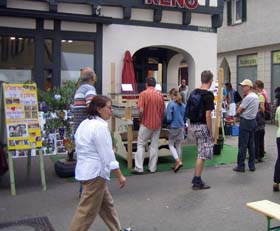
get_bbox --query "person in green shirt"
[273,96,280,191]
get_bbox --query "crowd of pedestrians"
[68,67,280,231]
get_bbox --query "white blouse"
[74,116,119,181]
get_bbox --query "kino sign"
[145,0,199,10]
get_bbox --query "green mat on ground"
[50,144,238,181]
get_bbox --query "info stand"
[7,149,46,196]
[2,83,46,196]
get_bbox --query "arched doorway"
[220,58,231,84]
[132,46,195,93]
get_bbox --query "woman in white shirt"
[69,95,126,231]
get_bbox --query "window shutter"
[242,0,247,22]
[227,0,232,25]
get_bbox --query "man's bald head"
[80,67,96,85]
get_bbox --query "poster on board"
[3,83,42,155]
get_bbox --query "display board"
[3,83,42,155]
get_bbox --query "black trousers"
[254,129,265,160]
[274,138,280,183]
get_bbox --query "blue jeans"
[274,138,280,183]
[237,118,257,170]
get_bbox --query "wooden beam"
[0,0,6,8]
[183,11,191,25]
[123,7,131,19]
[153,9,162,22]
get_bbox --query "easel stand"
[7,149,46,196]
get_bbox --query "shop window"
[272,51,280,101]
[0,36,35,83]
[60,40,94,85]
[227,0,247,25]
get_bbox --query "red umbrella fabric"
[121,50,137,95]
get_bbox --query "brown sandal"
[173,163,183,173]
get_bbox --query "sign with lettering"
[145,0,199,10]
[3,83,42,154]
[273,51,280,64]
[238,54,258,67]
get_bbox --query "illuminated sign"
[145,0,199,10]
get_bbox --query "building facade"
[0,0,223,94]
[218,0,280,101]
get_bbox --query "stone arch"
[132,45,195,92]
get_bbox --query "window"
[227,0,247,25]
[0,36,35,83]
[233,0,242,23]
[60,40,94,85]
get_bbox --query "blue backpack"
[186,89,206,123]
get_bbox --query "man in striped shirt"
[73,67,97,132]
[132,77,165,174]
[73,67,97,198]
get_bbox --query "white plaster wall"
[218,0,280,53]
[102,24,217,94]
[218,44,280,101]
[0,17,36,29]
[61,21,96,32]
[57,3,91,15]
[167,54,185,89]
[191,13,212,27]
[7,0,48,11]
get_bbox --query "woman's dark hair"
[87,95,111,119]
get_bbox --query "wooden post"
[27,151,31,177]
[39,149,47,191]
[214,68,224,143]
[111,63,116,133]
[125,104,133,169]
[8,152,16,196]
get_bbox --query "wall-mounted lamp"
[95,5,102,16]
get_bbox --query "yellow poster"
[3,83,42,151]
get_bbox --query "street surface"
[0,124,279,231]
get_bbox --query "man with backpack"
[186,70,215,190]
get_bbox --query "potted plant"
[38,81,77,177]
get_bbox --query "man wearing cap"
[233,79,259,172]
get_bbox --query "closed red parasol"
[121,50,137,95]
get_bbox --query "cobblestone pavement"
[0,123,279,231]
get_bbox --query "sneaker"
[131,170,144,175]
[273,183,279,192]
[233,167,245,173]
[249,167,256,172]
[123,227,132,231]
[192,182,211,190]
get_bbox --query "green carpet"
[50,144,238,181]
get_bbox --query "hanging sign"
[3,83,42,152]
[145,0,199,10]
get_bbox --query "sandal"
[173,163,183,173]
